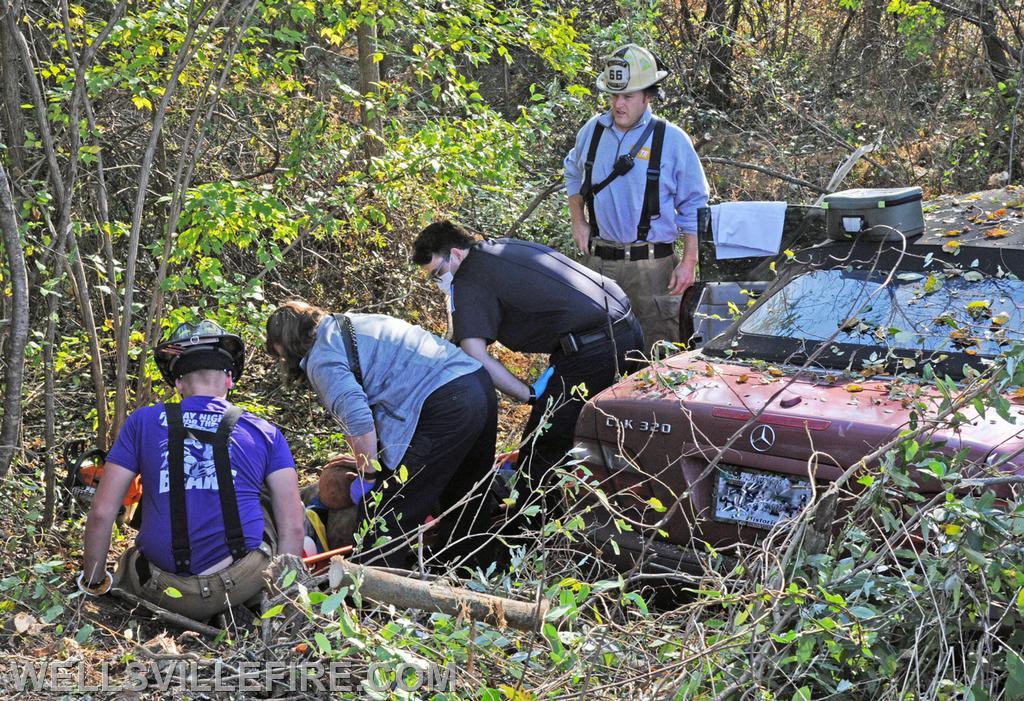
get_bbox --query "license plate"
[713,465,813,530]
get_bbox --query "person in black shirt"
[413,221,643,491]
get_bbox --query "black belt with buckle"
[559,313,633,355]
[590,241,674,261]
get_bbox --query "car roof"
[702,189,1024,379]
[917,186,1024,250]
[787,187,1024,276]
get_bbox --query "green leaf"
[337,609,358,637]
[1007,650,1024,700]
[648,496,666,512]
[848,606,875,619]
[962,547,989,568]
[796,635,814,664]
[398,465,409,483]
[164,586,182,599]
[74,624,94,643]
[622,591,649,616]
[791,685,811,701]
[282,568,297,588]
[542,622,564,658]
[321,590,345,615]
[545,604,573,621]
[314,632,332,655]
[904,440,919,461]
[262,604,285,619]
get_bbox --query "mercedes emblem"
[749,424,776,452]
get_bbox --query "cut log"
[328,558,548,633]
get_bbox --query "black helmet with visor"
[154,320,245,388]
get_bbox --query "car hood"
[578,350,1024,478]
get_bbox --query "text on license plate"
[713,465,813,530]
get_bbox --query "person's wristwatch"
[527,388,537,405]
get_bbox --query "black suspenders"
[580,117,666,242]
[336,313,363,387]
[165,402,246,574]
[582,121,607,240]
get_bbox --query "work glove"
[266,553,315,593]
[349,475,377,506]
[528,366,555,405]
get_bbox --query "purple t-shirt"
[106,395,295,574]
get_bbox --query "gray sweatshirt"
[301,313,481,468]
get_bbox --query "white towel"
[711,201,787,260]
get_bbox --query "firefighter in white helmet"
[565,43,709,353]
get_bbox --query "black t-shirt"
[451,238,631,353]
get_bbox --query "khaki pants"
[584,250,681,351]
[113,545,272,621]
[112,497,278,621]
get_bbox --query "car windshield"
[738,268,1024,357]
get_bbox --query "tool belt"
[590,240,674,261]
[559,312,634,355]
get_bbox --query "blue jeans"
[355,367,497,568]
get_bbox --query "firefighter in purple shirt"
[78,321,305,620]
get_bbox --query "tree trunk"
[702,0,740,108]
[42,273,60,529]
[67,233,109,449]
[0,14,27,177]
[356,19,382,161]
[0,161,29,480]
[58,0,127,450]
[978,0,1013,86]
[114,0,223,435]
[137,1,260,406]
[859,0,886,72]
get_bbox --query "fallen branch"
[960,475,1024,488]
[813,143,875,206]
[502,180,563,238]
[328,558,548,633]
[110,587,222,637]
[703,156,825,193]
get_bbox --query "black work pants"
[517,315,643,493]
[355,367,498,569]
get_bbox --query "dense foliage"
[2,0,1024,698]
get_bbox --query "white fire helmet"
[596,44,670,94]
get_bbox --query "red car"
[572,189,1024,574]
